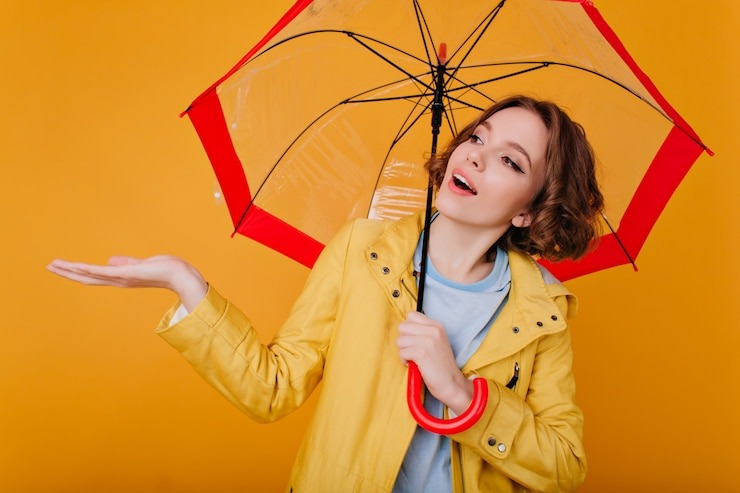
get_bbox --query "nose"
[467,149,483,170]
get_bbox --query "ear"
[512,212,532,228]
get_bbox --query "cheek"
[438,161,456,186]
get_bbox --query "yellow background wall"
[1,1,737,492]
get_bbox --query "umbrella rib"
[444,1,505,83]
[233,102,347,233]
[365,96,435,218]
[242,28,442,111]
[439,65,551,126]
[441,64,550,112]
[386,98,435,148]
[411,0,436,70]
[601,213,638,271]
[339,69,436,107]
[444,59,693,136]
[251,29,428,65]
[250,28,436,94]
[365,96,436,220]
[456,60,672,122]
[345,32,435,93]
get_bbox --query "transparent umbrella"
[182,0,711,434]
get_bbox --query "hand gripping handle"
[406,361,488,435]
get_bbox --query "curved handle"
[407,362,488,435]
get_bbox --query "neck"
[427,214,507,284]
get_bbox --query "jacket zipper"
[505,362,520,390]
[456,441,466,493]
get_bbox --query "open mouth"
[452,174,477,195]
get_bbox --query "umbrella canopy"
[182,0,713,435]
[183,0,710,281]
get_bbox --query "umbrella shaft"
[417,58,447,313]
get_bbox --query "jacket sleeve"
[450,294,586,493]
[155,220,354,423]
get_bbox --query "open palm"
[47,255,207,310]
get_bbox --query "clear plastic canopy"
[184,0,710,279]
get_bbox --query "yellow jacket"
[157,211,586,492]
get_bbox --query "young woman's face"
[435,106,549,231]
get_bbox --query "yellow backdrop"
[1,1,737,492]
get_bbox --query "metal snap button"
[382,267,390,275]
[536,321,544,327]
[392,290,400,298]
[487,437,496,447]
[370,252,378,260]
[497,443,506,453]
[512,326,520,334]
[551,315,558,321]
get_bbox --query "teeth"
[453,173,475,193]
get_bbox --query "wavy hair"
[427,95,604,261]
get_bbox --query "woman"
[48,95,604,492]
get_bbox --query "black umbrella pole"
[416,46,447,314]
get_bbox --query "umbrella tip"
[438,43,447,65]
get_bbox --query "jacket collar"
[363,211,425,318]
[364,210,573,365]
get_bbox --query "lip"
[446,168,477,196]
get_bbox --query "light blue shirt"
[393,232,512,493]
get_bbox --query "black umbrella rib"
[344,33,434,92]
[232,101,354,233]
[444,2,505,84]
[409,0,505,74]
[365,94,436,220]
[334,67,436,106]
[248,29,422,65]
[443,59,687,132]
[461,60,668,117]
[247,28,434,93]
[442,63,550,110]
[411,0,436,69]
[601,213,638,271]
[541,61,673,124]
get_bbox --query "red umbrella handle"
[406,362,488,435]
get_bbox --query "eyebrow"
[479,120,533,169]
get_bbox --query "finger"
[59,261,120,277]
[48,259,116,274]
[46,263,125,286]
[397,334,433,355]
[397,346,420,365]
[397,321,426,337]
[405,312,444,332]
[47,258,85,270]
[47,260,96,277]
[405,311,430,323]
[53,261,146,285]
[398,319,441,337]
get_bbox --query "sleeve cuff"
[168,304,190,326]
[154,284,228,336]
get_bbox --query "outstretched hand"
[47,255,208,311]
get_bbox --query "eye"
[469,133,483,144]
[502,155,523,173]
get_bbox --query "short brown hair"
[427,95,604,261]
